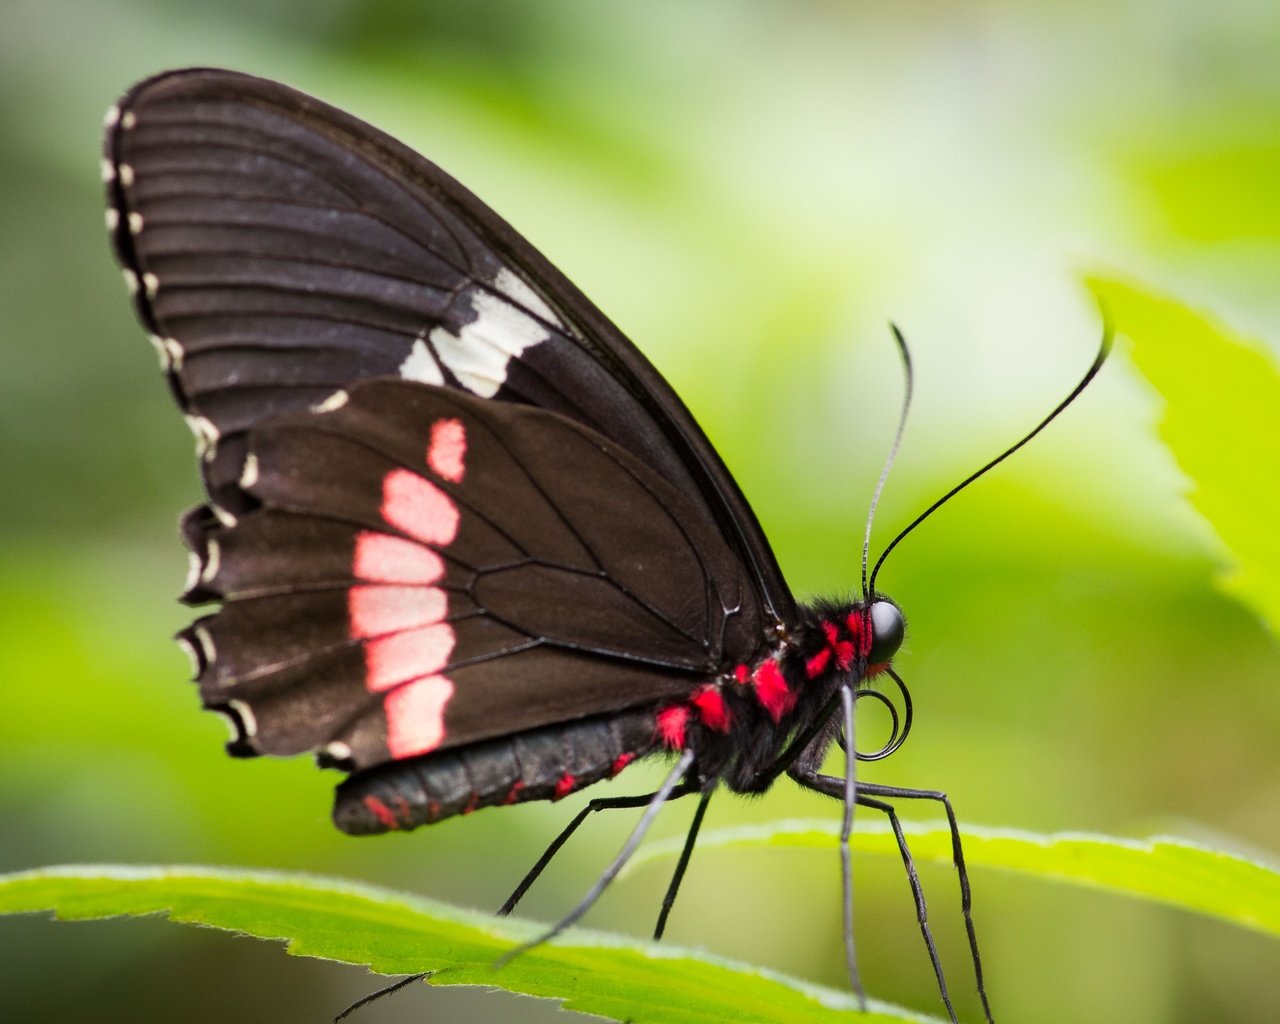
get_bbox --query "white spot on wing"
[122,268,139,295]
[105,208,119,231]
[494,267,562,328]
[121,110,137,130]
[312,390,349,413]
[239,453,259,489]
[147,334,169,370]
[142,272,158,298]
[227,699,257,739]
[163,337,184,370]
[201,538,221,585]
[398,337,445,385]
[184,551,202,596]
[429,285,551,398]
[101,159,115,183]
[212,505,238,528]
[118,163,134,187]
[175,633,201,674]
[185,415,219,459]
[104,105,120,128]
[193,624,217,666]
[320,740,352,764]
[128,212,143,234]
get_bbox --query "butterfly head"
[866,597,905,667]
[786,594,912,763]
[796,594,905,679]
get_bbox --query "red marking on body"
[752,659,795,722]
[348,584,446,638]
[692,686,732,732]
[503,780,525,805]
[847,610,870,656]
[610,752,636,776]
[822,620,856,671]
[656,704,689,749]
[362,795,401,831]
[427,418,467,483]
[553,772,577,800]
[805,647,831,679]
[381,468,459,545]
[353,531,444,583]
[382,674,455,758]
[462,793,480,815]
[364,623,454,691]
[392,794,414,826]
[733,664,750,684]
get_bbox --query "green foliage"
[631,822,1280,938]
[1089,276,1280,635]
[0,865,931,1024]
[3,821,1275,1023]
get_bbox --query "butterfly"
[105,67,1107,1023]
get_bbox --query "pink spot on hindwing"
[363,623,454,692]
[383,675,455,758]
[353,532,444,583]
[381,470,458,545]
[353,418,471,761]
[349,584,446,638]
[427,418,467,482]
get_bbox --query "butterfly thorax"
[654,596,902,794]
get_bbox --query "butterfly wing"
[105,67,793,622]
[182,379,766,769]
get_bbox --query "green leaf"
[0,864,938,1024]
[628,821,1280,938]
[1086,275,1280,635]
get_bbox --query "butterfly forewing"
[186,380,766,770]
[106,68,792,620]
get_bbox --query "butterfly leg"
[652,784,714,939]
[335,755,699,1021]
[498,767,699,918]
[496,749,697,965]
[856,781,994,1024]
[792,768,983,1024]
[334,973,428,1022]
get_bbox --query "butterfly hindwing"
[183,379,767,770]
[106,68,793,621]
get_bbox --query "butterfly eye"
[868,599,904,664]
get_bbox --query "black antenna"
[868,324,1113,595]
[861,324,913,599]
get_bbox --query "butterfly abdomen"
[329,602,876,837]
[331,709,661,834]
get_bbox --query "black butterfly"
[105,68,1106,1023]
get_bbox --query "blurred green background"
[2,1,1276,1022]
